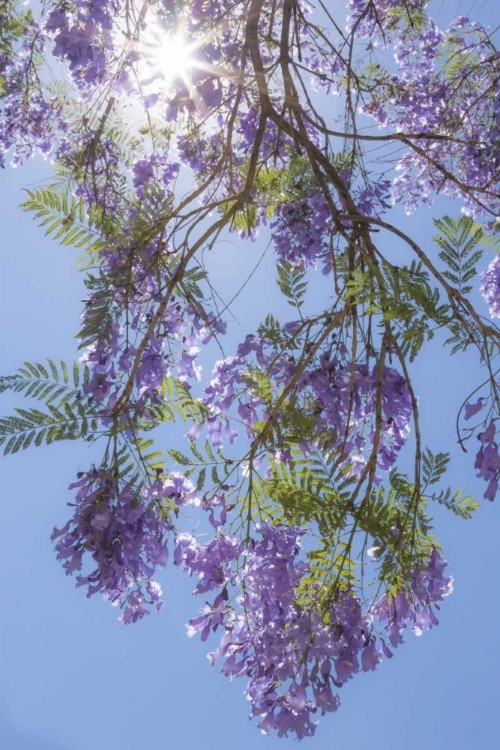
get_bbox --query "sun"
[145,30,198,88]
[138,11,203,94]
[135,10,221,115]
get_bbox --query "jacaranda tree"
[1,0,500,738]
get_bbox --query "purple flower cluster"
[197,329,412,480]
[51,467,176,623]
[480,255,500,318]
[198,332,295,445]
[271,192,333,269]
[174,530,243,594]
[176,520,452,738]
[303,353,413,477]
[270,174,392,270]
[0,18,67,166]
[46,1,123,90]
[78,212,226,426]
[473,420,500,502]
[132,154,179,198]
[468,267,500,502]
[370,548,454,645]
[353,11,500,220]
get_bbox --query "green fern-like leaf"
[0,359,99,454]
[0,359,89,402]
[434,215,484,295]
[429,487,479,519]
[422,448,451,487]
[0,402,97,455]
[21,188,107,254]
[277,260,308,310]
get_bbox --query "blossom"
[464,398,485,420]
[52,468,175,623]
[481,256,500,318]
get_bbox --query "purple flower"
[136,349,168,390]
[371,549,453,644]
[52,468,175,623]
[481,257,500,318]
[464,398,485,420]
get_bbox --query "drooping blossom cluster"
[345,6,500,220]
[472,420,500,502]
[50,467,197,623]
[458,260,500,502]
[271,192,334,270]
[175,520,452,739]
[45,0,124,90]
[132,154,180,199]
[0,14,68,166]
[196,329,412,480]
[78,200,226,428]
[461,387,500,503]
[302,353,412,477]
[480,255,500,319]
[371,548,454,644]
[270,175,393,272]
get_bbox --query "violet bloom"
[474,420,500,501]
[179,521,387,738]
[371,548,453,644]
[464,398,485,420]
[136,348,168,391]
[174,532,243,593]
[52,468,175,623]
[481,256,500,318]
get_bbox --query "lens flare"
[147,31,196,87]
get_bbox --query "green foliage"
[20,188,107,254]
[180,267,207,302]
[258,313,285,346]
[250,156,315,210]
[168,439,231,490]
[421,449,478,518]
[0,359,88,401]
[221,155,316,232]
[383,261,450,360]
[0,403,95,454]
[266,449,354,535]
[137,121,174,151]
[110,437,167,490]
[429,486,479,519]
[422,448,450,486]
[127,182,174,242]
[0,2,33,94]
[226,200,258,234]
[443,316,498,363]
[434,215,483,295]
[164,376,207,424]
[0,360,98,454]
[303,542,358,604]
[346,258,450,361]
[78,271,118,351]
[276,260,308,311]
[385,2,429,33]
[370,472,437,584]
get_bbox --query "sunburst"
[144,28,199,89]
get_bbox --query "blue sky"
[1,2,500,748]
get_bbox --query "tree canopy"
[1,0,500,738]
